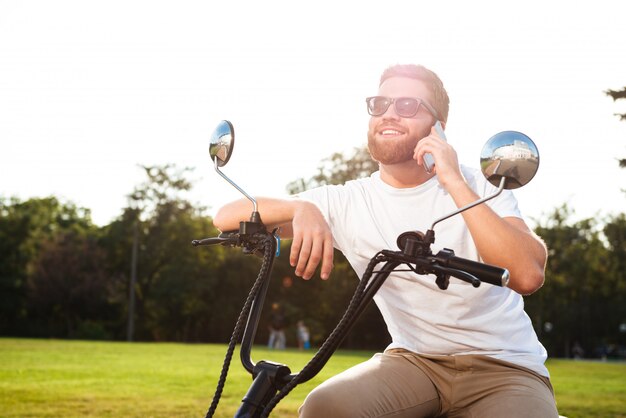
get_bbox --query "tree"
[286,146,378,194]
[527,205,626,358]
[605,87,626,168]
[0,196,95,336]
[101,164,226,341]
[603,213,626,288]
[602,213,626,353]
[28,230,111,338]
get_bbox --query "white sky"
[1,0,625,229]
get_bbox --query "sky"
[1,0,625,230]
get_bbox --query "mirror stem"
[429,176,506,231]
[214,160,259,213]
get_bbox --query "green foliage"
[603,213,626,288]
[128,164,195,214]
[28,231,111,338]
[606,87,626,122]
[286,146,377,194]
[605,86,626,168]
[100,164,224,341]
[527,205,626,358]
[0,196,96,335]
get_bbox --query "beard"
[367,130,420,165]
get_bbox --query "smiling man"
[213,64,557,418]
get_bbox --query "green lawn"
[0,338,624,417]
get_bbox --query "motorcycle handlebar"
[434,249,510,287]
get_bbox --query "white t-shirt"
[298,166,549,377]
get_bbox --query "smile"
[380,129,405,136]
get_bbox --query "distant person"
[572,341,584,359]
[296,320,310,350]
[267,303,286,350]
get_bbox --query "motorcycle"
[193,120,541,418]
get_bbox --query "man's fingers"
[414,135,435,163]
[291,229,334,280]
[294,236,312,279]
[320,235,334,280]
[289,233,302,267]
[302,237,324,280]
[289,201,334,280]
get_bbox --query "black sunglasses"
[365,96,439,119]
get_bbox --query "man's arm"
[213,197,334,280]
[444,185,547,295]
[213,197,297,235]
[415,127,547,295]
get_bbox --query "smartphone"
[424,120,447,174]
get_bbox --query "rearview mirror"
[428,131,539,235]
[208,120,260,219]
[480,131,539,190]
[209,120,235,168]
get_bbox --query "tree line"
[2,86,625,356]
[0,162,387,349]
[1,149,625,359]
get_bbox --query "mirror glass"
[480,131,539,190]
[209,120,235,167]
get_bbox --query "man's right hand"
[214,197,334,280]
[289,201,334,280]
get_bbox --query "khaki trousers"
[299,349,559,418]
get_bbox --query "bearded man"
[214,64,558,418]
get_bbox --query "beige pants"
[299,349,559,418]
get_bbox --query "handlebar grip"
[435,249,510,287]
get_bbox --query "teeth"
[381,129,403,135]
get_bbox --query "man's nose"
[382,102,401,119]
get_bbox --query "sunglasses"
[365,96,439,119]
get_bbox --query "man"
[267,302,287,350]
[214,64,558,417]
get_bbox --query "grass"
[548,359,626,418]
[1,338,625,417]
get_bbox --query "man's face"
[367,77,436,165]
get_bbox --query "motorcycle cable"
[260,252,399,417]
[205,234,275,418]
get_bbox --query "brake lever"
[443,267,481,288]
[380,250,481,289]
[430,264,481,289]
[191,231,239,247]
[191,237,233,247]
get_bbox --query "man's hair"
[379,64,450,122]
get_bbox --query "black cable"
[205,235,274,418]
[260,253,386,417]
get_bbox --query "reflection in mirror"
[209,120,235,167]
[480,131,539,190]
